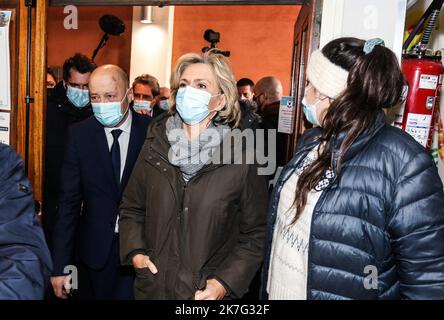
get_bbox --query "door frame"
[20,0,323,205]
[49,0,305,6]
[285,0,322,162]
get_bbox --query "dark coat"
[262,111,444,300]
[239,100,260,131]
[259,101,287,167]
[0,144,52,299]
[51,111,150,275]
[119,113,268,299]
[43,82,93,249]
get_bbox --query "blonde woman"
[119,51,268,300]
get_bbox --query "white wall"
[129,6,175,88]
[320,0,408,60]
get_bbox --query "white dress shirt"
[104,111,132,180]
[104,111,132,233]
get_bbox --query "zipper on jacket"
[305,180,335,300]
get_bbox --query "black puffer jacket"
[262,111,444,300]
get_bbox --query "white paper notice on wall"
[278,96,296,135]
[419,74,439,90]
[0,112,10,145]
[405,113,433,147]
[0,11,12,111]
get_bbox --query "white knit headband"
[306,50,349,99]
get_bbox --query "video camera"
[202,29,231,57]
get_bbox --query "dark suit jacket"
[51,111,150,275]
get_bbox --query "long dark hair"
[292,37,404,223]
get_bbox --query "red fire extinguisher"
[400,0,444,150]
[399,53,444,149]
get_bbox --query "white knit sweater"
[267,146,324,300]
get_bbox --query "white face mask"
[302,96,321,127]
[133,100,152,113]
[159,99,169,111]
[175,86,221,125]
[67,85,90,108]
[91,89,130,127]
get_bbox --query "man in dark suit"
[50,65,151,300]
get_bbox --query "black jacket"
[43,82,93,249]
[262,111,444,300]
[119,113,268,299]
[259,101,287,168]
[51,111,150,274]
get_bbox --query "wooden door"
[285,0,323,162]
[1,0,47,210]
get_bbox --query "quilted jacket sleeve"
[0,144,52,299]
[389,151,444,300]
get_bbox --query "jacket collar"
[330,110,386,171]
[52,81,92,117]
[299,110,387,172]
[147,113,242,175]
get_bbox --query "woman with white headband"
[262,37,444,300]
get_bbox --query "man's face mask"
[133,100,152,113]
[159,99,169,111]
[91,89,130,127]
[67,85,90,108]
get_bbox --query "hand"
[139,109,151,116]
[195,278,227,300]
[50,276,70,299]
[132,254,158,274]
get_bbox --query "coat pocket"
[134,267,158,300]
[134,267,156,280]
[192,267,217,291]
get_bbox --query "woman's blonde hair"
[169,50,241,127]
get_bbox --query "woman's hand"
[194,278,227,300]
[132,254,158,274]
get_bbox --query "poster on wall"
[278,96,296,134]
[0,10,11,111]
[0,112,10,145]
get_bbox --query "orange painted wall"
[47,6,133,74]
[172,5,301,95]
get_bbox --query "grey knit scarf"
[165,114,230,182]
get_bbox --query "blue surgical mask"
[133,100,152,113]
[302,96,320,127]
[159,99,169,111]
[92,90,130,127]
[175,86,219,125]
[67,85,90,108]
